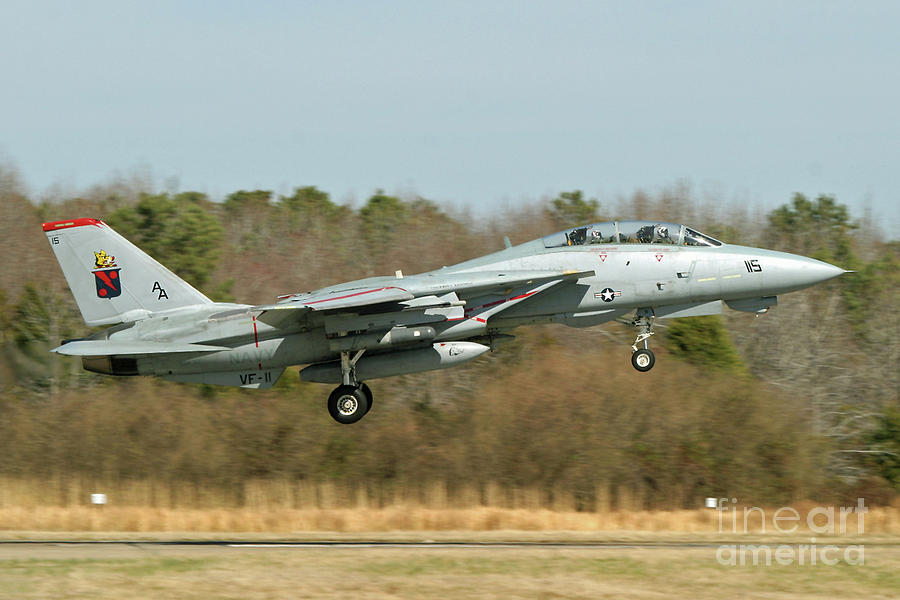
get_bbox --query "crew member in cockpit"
[653,225,671,243]
[636,224,672,244]
[567,227,588,245]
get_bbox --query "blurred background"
[0,2,898,525]
[0,180,897,523]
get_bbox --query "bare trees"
[0,181,896,506]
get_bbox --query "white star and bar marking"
[595,287,622,302]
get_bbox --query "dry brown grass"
[2,477,899,534]
[3,505,899,534]
[0,506,717,533]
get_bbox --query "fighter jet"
[42,218,846,423]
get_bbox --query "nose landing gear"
[630,313,656,372]
[631,347,655,372]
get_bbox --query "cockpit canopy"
[542,221,723,248]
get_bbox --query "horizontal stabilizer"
[53,340,229,356]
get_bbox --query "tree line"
[0,165,897,508]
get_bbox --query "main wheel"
[631,348,655,372]
[328,385,369,424]
[359,383,374,415]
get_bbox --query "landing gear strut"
[326,350,372,424]
[630,312,656,372]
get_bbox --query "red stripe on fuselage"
[464,289,540,315]
[304,286,407,307]
[253,315,262,370]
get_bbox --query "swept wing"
[251,269,594,328]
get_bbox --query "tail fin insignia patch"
[94,268,122,298]
[93,250,117,269]
[93,250,121,298]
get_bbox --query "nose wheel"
[629,313,656,372]
[631,348,655,372]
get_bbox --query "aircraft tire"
[631,348,655,372]
[328,385,369,424]
[359,383,374,415]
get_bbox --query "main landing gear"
[629,312,656,373]
[327,350,373,424]
[327,383,372,424]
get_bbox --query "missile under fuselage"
[300,341,490,384]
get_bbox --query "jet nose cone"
[771,254,847,292]
[799,258,846,283]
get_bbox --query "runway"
[1,539,888,551]
[0,539,732,562]
[0,539,722,551]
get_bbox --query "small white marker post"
[90,493,107,507]
[705,497,721,531]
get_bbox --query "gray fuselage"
[95,236,842,380]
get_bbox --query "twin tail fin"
[42,218,211,326]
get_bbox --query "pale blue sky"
[1,1,897,227]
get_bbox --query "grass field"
[3,477,899,534]
[2,542,899,599]
[2,504,899,534]
[3,476,898,597]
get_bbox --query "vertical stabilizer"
[42,218,211,325]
